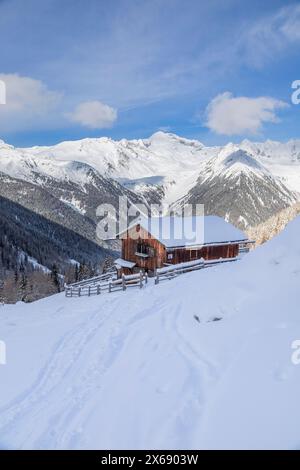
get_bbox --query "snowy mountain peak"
[148,131,203,147]
[218,147,267,173]
[240,138,300,163]
[0,139,14,150]
[203,145,270,182]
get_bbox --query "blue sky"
[0,0,300,146]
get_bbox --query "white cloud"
[279,5,300,41]
[68,101,117,129]
[0,79,5,104]
[240,4,300,68]
[205,92,288,136]
[0,76,117,134]
[0,73,62,132]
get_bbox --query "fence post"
[155,269,159,285]
[139,271,143,289]
[109,282,112,293]
[122,273,126,291]
[145,272,148,284]
[78,287,81,297]
[97,285,100,295]
[88,286,91,296]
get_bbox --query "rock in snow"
[0,216,300,449]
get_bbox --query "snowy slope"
[0,139,145,247]
[240,139,300,194]
[1,217,300,449]
[247,202,300,246]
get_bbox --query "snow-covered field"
[1,218,300,449]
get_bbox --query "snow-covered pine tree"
[19,270,28,302]
[51,264,61,293]
[0,278,4,305]
[102,256,115,274]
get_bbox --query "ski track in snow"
[0,291,220,449]
[158,301,219,448]
[0,299,122,448]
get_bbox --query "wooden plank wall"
[121,225,166,271]
[168,243,239,264]
[121,224,239,273]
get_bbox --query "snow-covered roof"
[119,215,248,248]
[114,258,136,269]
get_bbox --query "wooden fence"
[65,256,239,297]
[203,256,239,268]
[65,272,114,288]
[155,259,205,284]
[154,256,239,284]
[65,271,148,297]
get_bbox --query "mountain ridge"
[0,132,300,230]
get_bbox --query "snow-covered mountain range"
[0,132,300,234]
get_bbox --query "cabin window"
[190,249,198,260]
[136,242,147,254]
[167,253,173,260]
[136,242,155,258]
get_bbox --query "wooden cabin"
[114,215,252,276]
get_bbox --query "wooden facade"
[165,243,239,265]
[120,223,239,274]
[121,224,166,273]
